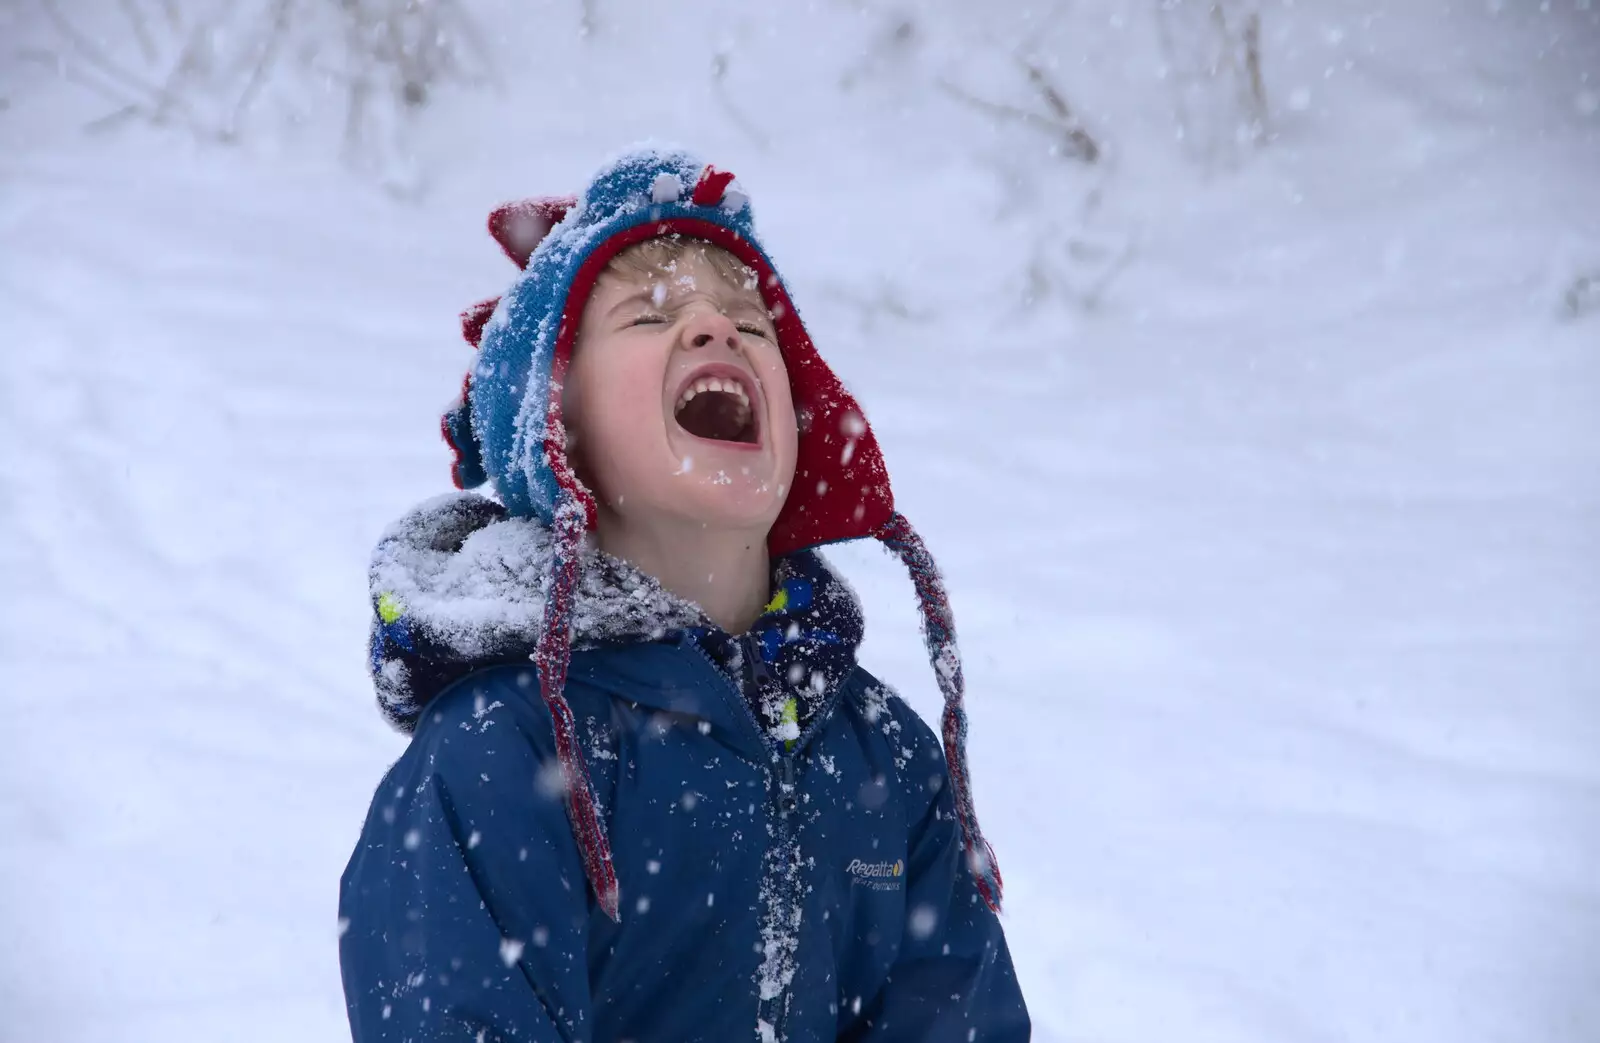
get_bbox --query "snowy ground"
[3,1,1599,1041]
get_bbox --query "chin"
[671,470,789,531]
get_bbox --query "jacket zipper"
[680,633,850,758]
[682,635,827,1040]
[740,631,775,692]
[741,633,804,754]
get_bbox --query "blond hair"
[604,236,759,294]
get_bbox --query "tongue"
[676,391,749,443]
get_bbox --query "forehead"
[594,240,763,303]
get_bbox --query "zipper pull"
[778,756,798,815]
[741,632,774,688]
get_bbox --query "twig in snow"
[711,51,770,152]
[83,103,145,135]
[821,280,931,332]
[343,69,371,159]
[1563,272,1600,320]
[838,14,916,91]
[148,17,217,130]
[1019,59,1101,163]
[36,0,216,138]
[385,4,425,106]
[445,0,502,91]
[1153,0,1193,150]
[1157,1,1270,164]
[38,0,169,110]
[1241,10,1268,135]
[225,0,292,140]
[118,0,160,65]
[33,0,497,186]
[1209,3,1267,142]
[1069,236,1138,312]
[1023,223,1139,313]
[17,46,130,119]
[936,73,1099,164]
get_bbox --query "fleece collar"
[369,493,704,731]
[693,552,865,746]
[366,492,863,737]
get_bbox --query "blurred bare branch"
[711,50,770,152]
[1157,0,1270,168]
[1020,60,1101,163]
[937,63,1101,164]
[83,103,144,134]
[838,14,916,92]
[226,0,291,140]
[1563,272,1599,320]
[39,0,174,111]
[1241,11,1267,131]
[820,279,932,332]
[1025,230,1138,313]
[30,0,499,191]
[119,0,159,64]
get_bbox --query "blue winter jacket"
[339,495,1029,1042]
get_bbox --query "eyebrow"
[604,289,659,318]
[604,284,771,321]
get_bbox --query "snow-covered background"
[3,1,1599,1040]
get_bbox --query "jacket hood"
[366,491,868,736]
[368,492,710,732]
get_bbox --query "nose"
[678,307,741,353]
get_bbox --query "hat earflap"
[439,194,621,918]
[441,375,487,491]
[443,196,578,493]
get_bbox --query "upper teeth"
[677,376,751,413]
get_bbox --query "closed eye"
[628,313,669,327]
[736,322,772,339]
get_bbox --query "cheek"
[761,360,800,477]
[570,351,671,479]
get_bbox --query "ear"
[486,196,578,269]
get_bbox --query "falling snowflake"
[908,903,939,940]
[499,938,525,966]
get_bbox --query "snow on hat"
[442,146,1001,920]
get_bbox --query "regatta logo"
[846,858,905,891]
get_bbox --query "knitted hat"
[442,146,1000,921]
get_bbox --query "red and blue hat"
[441,146,1001,921]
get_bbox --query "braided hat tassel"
[875,512,1003,912]
[534,493,621,920]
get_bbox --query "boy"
[340,148,1030,1043]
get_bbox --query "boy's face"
[564,243,798,536]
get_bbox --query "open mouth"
[673,370,759,446]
